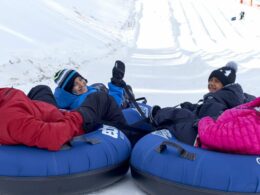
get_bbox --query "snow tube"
[131,129,260,195]
[0,126,131,195]
[122,103,155,146]
[123,103,153,130]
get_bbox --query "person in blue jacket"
[27,60,151,146]
[150,61,255,145]
[53,60,129,110]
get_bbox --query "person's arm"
[198,107,258,154]
[197,99,227,119]
[197,89,238,119]
[243,93,256,103]
[198,107,237,151]
[108,82,124,107]
[180,101,198,111]
[8,110,83,151]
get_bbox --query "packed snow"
[0,0,260,194]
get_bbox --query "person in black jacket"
[150,61,255,145]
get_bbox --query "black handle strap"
[61,136,101,150]
[123,85,147,119]
[155,141,196,161]
[70,135,101,145]
[135,97,147,104]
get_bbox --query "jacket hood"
[204,83,245,108]
[54,86,97,110]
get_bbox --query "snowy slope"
[0,0,138,91]
[0,0,260,194]
[127,0,260,107]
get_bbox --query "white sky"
[0,0,260,194]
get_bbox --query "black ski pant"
[153,107,198,145]
[77,92,127,133]
[27,85,58,107]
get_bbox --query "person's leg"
[27,85,58,107]
[122,85,135,108]
[77,92,126,132]
[153,107,197,145]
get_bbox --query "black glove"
[180,102,195,110]
[112,60,125,80]
[111,60,126,87]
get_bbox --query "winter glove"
[112,60,125,80]
[180,101,196,111]
[111,60,126,87]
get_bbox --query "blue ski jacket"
[54,82,124,110]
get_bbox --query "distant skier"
[240,11,245,20]
[231,11,245,21]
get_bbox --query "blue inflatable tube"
[0,126,131,195]
[131,130,260,195]
[123,103,153,130]
[122,103,155,146]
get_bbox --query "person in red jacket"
[0,87,126,151]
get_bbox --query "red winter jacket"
[198,97,260,155]
[0,88,84,151]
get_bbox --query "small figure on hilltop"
[240,11,245,20]
[231,11,245,21]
